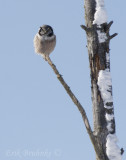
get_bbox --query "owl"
[34,25,56,60]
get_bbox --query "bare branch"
[80,25,91,32]
[45,56,95,140]
[106,21,113,31]
[44,57,107,160]
[81,25,88,32]
[109,33,118,40]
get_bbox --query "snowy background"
[0,0,126,160]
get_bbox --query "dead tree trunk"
[81,0,121,160]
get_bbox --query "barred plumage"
[34,25,56,59]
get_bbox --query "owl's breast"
[34,34,56,56]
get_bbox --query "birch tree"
[36,0,123,159]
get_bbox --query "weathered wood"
[83,0,117,159]
[106,21,113,32]
[109,33,118,40]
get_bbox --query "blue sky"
[0,0,126,160]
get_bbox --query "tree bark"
[81,0,118,159]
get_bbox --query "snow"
[93,1,122,158]
[106,53,110,63]
[97,30,107,43]
[93,0,107,25]
[106,122,113,132]
[97,53,122,160]
[106,134,122,160]
[97,69,113,106]
[105,113,114,121]
[106,53,110,68]
[93,0,108,43]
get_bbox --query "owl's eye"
[46,28,50,32]
[39,27,45,36]
[46,28,53,37]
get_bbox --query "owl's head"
[38,25,54,37]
